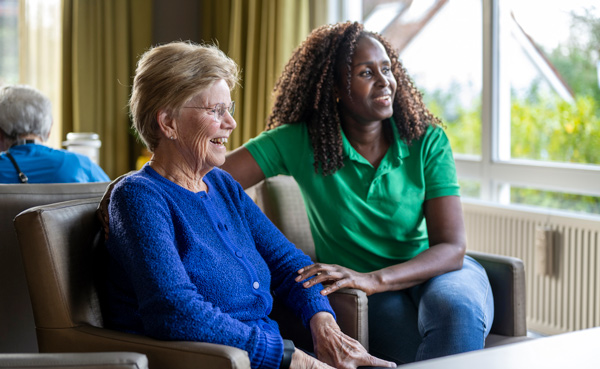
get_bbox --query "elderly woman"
[223,22,494,364]
[102,41,395,369]
[0,85,109,183]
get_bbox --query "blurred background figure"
[0,84,109,183]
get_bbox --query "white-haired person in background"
[0,85,109,183]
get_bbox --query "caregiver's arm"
[297,195,466,296]
[222,146,265,189]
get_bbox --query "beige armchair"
[251,175,529,348]
[0,182,108,353]
[14,196,367,369]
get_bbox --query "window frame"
[455,0,600,205]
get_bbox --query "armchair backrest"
[253,176,316,260]
[14,197,105,342]
[0,183,108,353]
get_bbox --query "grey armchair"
[14,196,367,369]
[1,183,149,369]
[0,352,148,369]
[0,182,108,353]
[251,175,529,348]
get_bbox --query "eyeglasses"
[183,101,235,122]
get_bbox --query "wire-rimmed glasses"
[183,101,235,122]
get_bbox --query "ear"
[333,84,338,94]
[333,86,340,103]
[156,109,177,139]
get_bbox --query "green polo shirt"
[244,121,460,273]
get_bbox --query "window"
[361,0,600,216]
[0,0,18,85]
[0,0,62,148]
[494,0,600,214]
[502,0,599,166]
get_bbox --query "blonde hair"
[130,41,239,151]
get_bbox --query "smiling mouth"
[210,137,228,146]
[374,95,391,102]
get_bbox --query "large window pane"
[502,0,600,166]
[459,178,481,199]
[0,0,19,85]
[364,0,483,156]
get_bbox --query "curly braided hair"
[267,21,441,175]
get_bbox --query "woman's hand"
[295,263,381,296]
[290,348,335,369]
[309,312,396,369]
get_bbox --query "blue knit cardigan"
[103,165,334,369]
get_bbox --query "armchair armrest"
[327,288,369,350]
[466,250,527,337]
[38,325,250,369]
[0,352,148,369]
[270,288,369,352]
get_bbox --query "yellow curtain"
[19,0,62,149]
[200,0,311,149]
[61,0,152,179]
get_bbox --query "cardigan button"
[235,251,243,258]
[253,281,260,289]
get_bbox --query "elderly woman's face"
[177,79,236,170]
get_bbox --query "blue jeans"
[367,255,494,365]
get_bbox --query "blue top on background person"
[0,85,109,183]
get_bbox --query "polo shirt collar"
[341,118,410,168]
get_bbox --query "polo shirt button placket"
[367,176,379,199]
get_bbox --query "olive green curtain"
[200,0,311,149]
[61,0,152,179]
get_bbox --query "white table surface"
[400,327,600,369]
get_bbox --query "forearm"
[298,242,465,296]
[371,242,465,293]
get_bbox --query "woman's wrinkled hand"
[290,348,335,369]
[309,312,396,369]
[295,263,380,296]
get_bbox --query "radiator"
[462,200,600,335]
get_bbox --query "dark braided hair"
[267,21,441,175]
